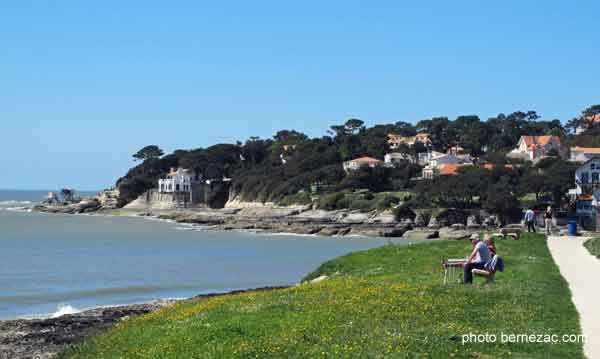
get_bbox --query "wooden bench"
[472,268,495,283]
[492,228,522,240]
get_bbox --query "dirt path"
[548,236,600,359]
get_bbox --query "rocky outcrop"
[33,199,102,215]
[436,209,469,226]
[467,215,480,228]
[438,226,471,240]
[0,302,172,359]
[414,211,430,227]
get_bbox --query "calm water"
[0,190,392,319]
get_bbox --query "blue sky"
[1,1,599,190]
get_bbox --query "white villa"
[427,152,466,168]
[384,152,415,165]
[343,156,382,172]
[570,147,600,163]
[507,135,566,162]
[158,167,201,193]
[570,157,600,198]
[569,157,600,229]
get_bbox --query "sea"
[0,189,398,320]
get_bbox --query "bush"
[278,192,312,206]
[318,192,345,210]
[348,198,375,211]
[392,204,416,221]
[375,194,401,210]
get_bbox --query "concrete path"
[548,236,600,359]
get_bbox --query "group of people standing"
[524,207,554,235]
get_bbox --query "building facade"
[507,135,566,162]
[569,147,600,162]
[158,167,200,194]
[569,157,600,229]
[343,156,382,172]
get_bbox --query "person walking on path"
[544,206,553,235]
[524,208,536,233]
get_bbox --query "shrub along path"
[548,235,600,359]
[60,234,583,358]
[584,237,600,258]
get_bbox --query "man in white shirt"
[524,208,536,233]
[463,236,491,284]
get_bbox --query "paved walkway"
[548,236,600,359]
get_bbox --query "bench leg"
[443,268,448,285]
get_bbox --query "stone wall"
[124,181,230,210]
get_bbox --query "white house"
[569,147,600,162]
[343,157,382,172]
[384,152,415,165]
[507,135,566,162]
[571,157,600,197]
[569,157,600,229]
[427,152,466,168]
[158,167,200,193]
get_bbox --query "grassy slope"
[584,237,600,258]
[60,234,583,359]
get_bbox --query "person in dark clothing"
[544,207,553,235]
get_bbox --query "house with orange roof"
[422,163,471,179]
[507,135,566,162]
[422,163,513,179]
[343,156,382,172]
[570,146,600,162]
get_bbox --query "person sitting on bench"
[463,236,491,284]
[484,236,496,257]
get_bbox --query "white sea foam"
[51,304,80,318]
[0,200,33,206]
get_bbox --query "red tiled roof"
[439,164,466,175]
[350,156,381,164]
[521,135,560,148]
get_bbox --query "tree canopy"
[132,145,164,162]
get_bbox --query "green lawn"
[584,237,600,258]
[60,234,583,358]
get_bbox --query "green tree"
[133,145,164,162]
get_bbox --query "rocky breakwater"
[0,301,173,359]
[33,198,102,215]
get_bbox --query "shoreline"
[31,202,486,240]
[0,286,288,359]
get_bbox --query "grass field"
[584,237,600,258]
[59,234,583,358]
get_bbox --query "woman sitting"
[484,235,497,257]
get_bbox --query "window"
[592,163,596,170]
[581,172,589,184]
[176,184,180,192]
[593,172,599,184]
